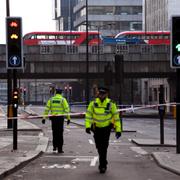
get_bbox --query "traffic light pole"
[13,69,18,150]
[6,16,23,150]
[7,71,13,128]
[158,85,165,145]
[85,0,89,106]
[176,69,180,153]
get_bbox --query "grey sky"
[0,0,55,44]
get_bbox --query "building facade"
[142,0,180,108]
[74,0,143,36]
[143,0,180,31]
[52,0,77,31]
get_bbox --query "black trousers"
[93,125,111,168]
[50,116,64,150]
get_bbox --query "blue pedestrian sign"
[173,55,180,66]
[9,55,21,66]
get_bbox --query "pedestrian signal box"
[171,16,180,68]
[6,17,23,69]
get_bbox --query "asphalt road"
[4,118,180,180]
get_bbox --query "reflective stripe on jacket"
[43,94,70,120]
[85,97,121,132]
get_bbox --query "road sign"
[6,17,23,69]
[171,16,180,68]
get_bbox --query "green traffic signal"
[176,44,180,52]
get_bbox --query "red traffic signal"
[9,21,18,28]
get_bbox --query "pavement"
[0,116,49,179]
[0,108,179,178]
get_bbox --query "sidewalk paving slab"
[132,138,180,176]
[0,118,49,179]
[132,138,176,147]
[152,152,180,176]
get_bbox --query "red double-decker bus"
[23,31,100,46]
[114,31,170,45]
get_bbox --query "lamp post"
[97,26,100,73]
[68,0,71,30]
[85,0,89,105]
[144,0,147,34]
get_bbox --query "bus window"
[30,35,36,39]
[164,35,169,39]
[154,35,158,39]
[37,35,46,39]
[56,35,64,39]
[49,35,55,39]
[159,35,163,39]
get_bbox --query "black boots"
[58,147,64,153]
[99,166,107,173]
[53,147,64,153]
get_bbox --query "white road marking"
[44,155,97,158]
[44,155,98,166]
[42,163,76,169]
[90,156,98,166]
[110,140,122,143]
[71,156,98,166]
[109,139,130,145]
[88,139,94,144]
[130,146,148,155]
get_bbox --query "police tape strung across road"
[0,102,177,121]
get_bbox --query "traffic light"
[171,16,180,68]
[12,89,19,108]
[6,17,23,69]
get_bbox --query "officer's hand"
[86,128,91,134]
[42,119,46,124]
[67,120,70,125]
[115,132,121,139]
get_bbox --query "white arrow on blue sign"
[9,55,21,66]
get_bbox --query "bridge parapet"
[0,44,175,79]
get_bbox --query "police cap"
[98,87,109,94]
[56,88,63,94]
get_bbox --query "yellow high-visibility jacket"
[43,94,70,120]
[85,97,121,132]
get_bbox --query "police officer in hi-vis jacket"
[42,88,70,153]
[85,87,121,173]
